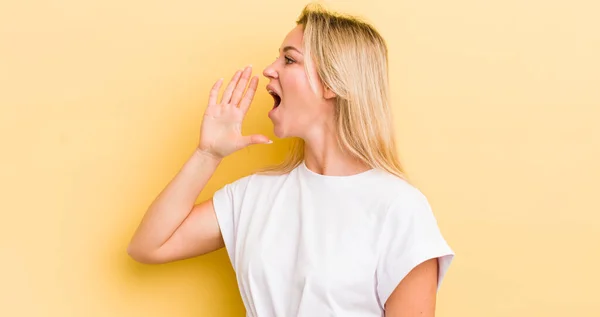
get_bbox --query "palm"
[197,66,269,159]
[200,106,245,157]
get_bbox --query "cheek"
[282,69,315,99]
[278,69,327,128]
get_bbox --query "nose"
[263,61,278,79]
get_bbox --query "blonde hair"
[260,3,406,179]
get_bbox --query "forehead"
[280,25,304,52]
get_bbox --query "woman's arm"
[385,258,439,316]
[126,150,223,264]
[127,65,269,264]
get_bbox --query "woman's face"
[263,25,336,139]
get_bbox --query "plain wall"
[1,0,598,316]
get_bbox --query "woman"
[128,4,454,316]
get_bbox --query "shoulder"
[366,170,434,219]
[218,169,294,195]
[369,170,428,201]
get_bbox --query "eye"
[284,56,295,64]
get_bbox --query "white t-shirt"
[212,161,454,317]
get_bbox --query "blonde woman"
[128,4,454,316]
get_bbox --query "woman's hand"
[197,65,271,159]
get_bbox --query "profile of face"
[263,25,336,139]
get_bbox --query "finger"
[220,69,242,105]
[208,78,224,106]
[241,134,272,147]
[239,76,259,113]
[230,66,252,106]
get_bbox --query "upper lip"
[266,84,280,97]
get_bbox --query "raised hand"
[197,66,271,159]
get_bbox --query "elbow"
[127,243,160,264]
[126,243,146,263]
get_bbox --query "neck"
[301,124,371,176]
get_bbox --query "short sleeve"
[376,187,454,306]
[211,176,251,269]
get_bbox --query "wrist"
[194,147,223,165]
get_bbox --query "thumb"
[241,134,272,147]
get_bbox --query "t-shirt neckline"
[298,160,377,183]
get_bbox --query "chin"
[273,125,286,138]
[272,122,297,139]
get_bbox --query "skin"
[127,24,439,316]
[263,25,369,176]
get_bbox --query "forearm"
[128,149,221,254]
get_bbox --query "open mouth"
[267,90,281,109]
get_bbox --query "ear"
[323,83,337,100]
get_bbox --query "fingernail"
[266,140,273,144]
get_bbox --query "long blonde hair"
[260,3,406,179]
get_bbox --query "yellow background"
[1,0,598,316]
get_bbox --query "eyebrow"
[279,46,303,54]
